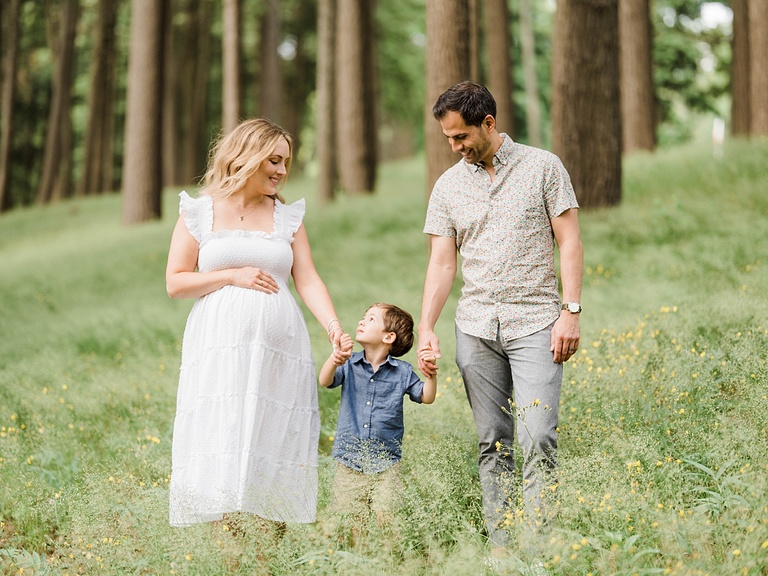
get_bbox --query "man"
[417,81,583,550]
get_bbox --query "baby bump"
[188,285,310,353]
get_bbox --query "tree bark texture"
[748,0,768,135]
[552,0,622,209]
[468,0,482,82]
[35,0,79,205]
[335,0,377,194]
[730,0,750,136]
[79,0,119,195]
[162,0,178,186]
[122,0,165,224]
[259,0,283,124]
[0,0,21,211]
[316,0,337,202]
[485,0,514,137]
[177,0,211,185]
[519,0,542,147]
[425,0,470,196]
[222,0,241,132]
[619,0,655,153]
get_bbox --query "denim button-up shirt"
[330,351,424,473]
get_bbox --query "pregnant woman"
[165,118,351,531]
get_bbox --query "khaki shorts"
[331,461,402,520]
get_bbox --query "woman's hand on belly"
[230,267,279,294]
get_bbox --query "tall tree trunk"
[335,0,377,194]
[222,0,241,132]
[177,0,211,185]
[316,0,337,202]
[730,0,750,137]
[519,0,542,147]
[282,3,313,173]
[0,0,21,211]
[425,0,470,195]
[748,0,768,135]
[619,0,655,153]
[468,0,482,82]
[162,0,178,186]
[485,0,514,137]
[122,0,165,224]
[259,0,283,123]
[552,0,621,209]
[79,0,119,195]
[35,0,80,205]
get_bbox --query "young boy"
[319,302,437,532]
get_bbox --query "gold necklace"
[238,199,262,221]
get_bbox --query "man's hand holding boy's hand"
[417,348,438,377]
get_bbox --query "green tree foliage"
[652,0,731,144]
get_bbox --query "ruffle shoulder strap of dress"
[178,191,213,243]
[277,197,306,241]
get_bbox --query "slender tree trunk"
[552,0,621,208]
[619,0,655,153]
[519,0,542,147]
[162,0,178,186]
[425,0,470,196]
[0,0,21,211]
[485,0,514,137]
[79,0,119,195]
[259,0,283,123]
[468,0,482,82]
[730,0,750,137]
[35,0,80,205]
[222,0,241,132]
[282,4,313,172]
[748,0,768,135]
[122,0,165,224]
[316,0,337,202]
[335,0,377,194]
[177,0,211,185]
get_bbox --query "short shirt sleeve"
[424,171,458,238]
[543,155,579,219]
[278,198,306,241]
[178,191,212,243]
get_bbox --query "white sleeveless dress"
[169,191,320,526]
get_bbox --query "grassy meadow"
[1,137,767,575]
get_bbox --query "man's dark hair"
[432,81,497,127]
[372,303,414,358]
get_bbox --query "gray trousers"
[455,323,562,547]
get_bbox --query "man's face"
[439,111,493,165]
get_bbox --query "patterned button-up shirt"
[424,134,578,342]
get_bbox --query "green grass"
[1,137,767,575]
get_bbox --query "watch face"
[568,303,581,313]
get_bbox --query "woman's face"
[249,137,290,197]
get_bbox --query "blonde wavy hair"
[200,118,293,203]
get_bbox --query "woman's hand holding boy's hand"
[331,333,354,365]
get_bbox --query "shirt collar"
[351,350,399,367]
[471,133,513,172]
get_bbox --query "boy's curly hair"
[372,303,414,358]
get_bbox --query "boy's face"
[355,306,394,348]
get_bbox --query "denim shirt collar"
[350,350,399,369]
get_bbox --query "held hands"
[417,330,441,378]
[418,348,439,375]
[327,318,353,365]
[330,332,354,365]
[231,267,279,294]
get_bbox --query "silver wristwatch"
[561,302,582,314]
